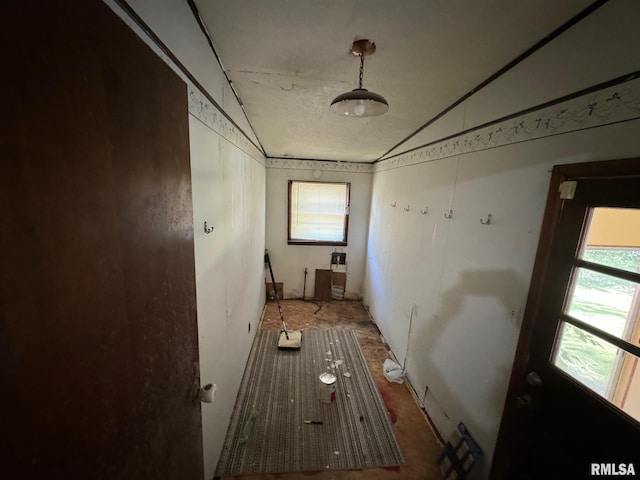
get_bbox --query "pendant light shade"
[330,40,388,118]
[330,88,389,117]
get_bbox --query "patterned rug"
[215,329,406,476]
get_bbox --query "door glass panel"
[565,267,640,345]
[553,322,640,424]
[552,205,640,425]
[553,322,617,395]
[578,207,640,274]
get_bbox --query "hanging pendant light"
[330,39,389,118]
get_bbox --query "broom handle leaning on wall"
[265,251,289,339]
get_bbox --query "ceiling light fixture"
[330,39,388,118]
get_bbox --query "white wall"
[103,1,267,478]
[265,161,372,300]
[190,116,265,479]
[364,2,640,479]
[366,121,640,476]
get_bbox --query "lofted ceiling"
[192,0,596,162]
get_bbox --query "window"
[552,207,640,422]
[288,180,350,245]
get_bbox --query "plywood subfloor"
[242,299,444,480]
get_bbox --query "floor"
[239,299,444,480]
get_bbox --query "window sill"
[288,240,348,246]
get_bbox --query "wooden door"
[491,159,640,479]
[1,1,203,478]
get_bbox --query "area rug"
[215,329,406,476]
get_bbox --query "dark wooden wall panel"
[315,269,333,301]
[1,1,203,478]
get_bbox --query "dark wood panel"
[315,269,333,301]
[1,1,202,478]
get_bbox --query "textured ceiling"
[193,0,596,162]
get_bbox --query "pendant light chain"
[358,53,364,89]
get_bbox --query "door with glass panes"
[491,160,640,479]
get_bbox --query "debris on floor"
[239,408,259,443]
[253,300,443,478]
[383,358,406,384]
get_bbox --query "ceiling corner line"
[376,0,611,161]
[185,0,267,157]
[110,0,265,155]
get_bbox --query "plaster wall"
[366,120,640,480]
[190,117,266,477]
[265,164,372,301]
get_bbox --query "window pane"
[553,322,617,395]
[289,181,348,243]
[565,267,640,345]
[553,322,640,424]
[579,208,640,274]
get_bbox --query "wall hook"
[444,210,453,219]
[420,207,429,215]
[391,201,397,207]
[404,205,411,212]
[480,214,492,225]
[204,221,214,234]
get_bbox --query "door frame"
[490,157,640,479]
